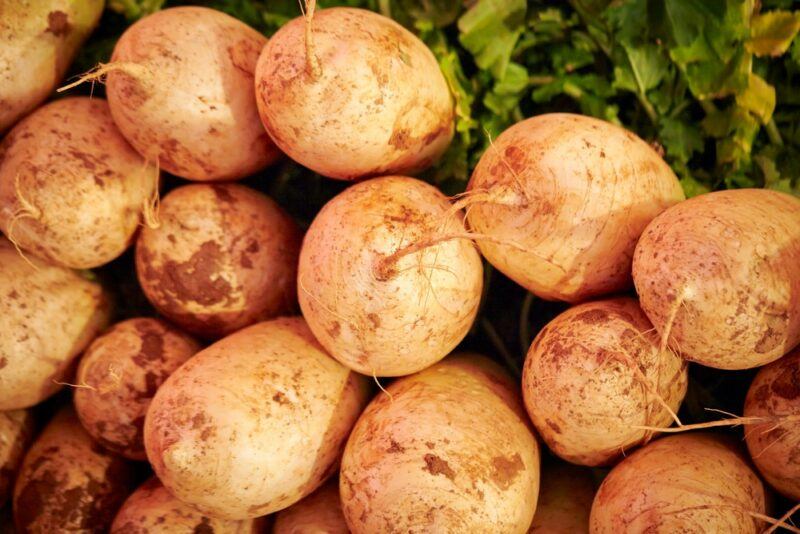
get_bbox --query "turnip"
[0,237,111,410]
[298,176,483,376]
[79,6,281,181]
[528,462,595,533]
[273,478,348,534]
[255,7,453,180]
[744,346,800,501]
[522,297,688,466]
[633,189,800,369]
[0,0,103,133]
[74,318,200,460]
[465,113,684,302]
[0,97,159,269]
[590,433,767,533]
[144,317,370,519]
[111,477,269,533]
[13,408,136,533]
[136,183,301,339]
[340,354,540,533]
[0,410,33,508]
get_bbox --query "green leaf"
[613,44,669,93]
[747,10,800,57]
[659,117,704,163]
[735,73,776,124]
[680,174,712,198]
[458,0,526,79]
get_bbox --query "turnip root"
[0,237,111,410]
[0,0,103,133]
[633,189,800,369]
[144,317,370,519]
[111,477,269,533]
[528,462,595,533]
[298,176,482,376]
[465,113,684,302]
[255,7,453,180]
[136,184,301,339]
[0,97,159,269]
[99,6,280,181]
[744,346,800,500]
[273,478,348,534]
[522,297,688,466]
[340,354,540,533]
[13,408,136,533]
[74,318,200,460]
[0,410,34,508]
[590,433,767,533]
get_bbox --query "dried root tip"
[302,0,322,80]
[764,503,800,534]
[374,231,566,281]
[52,379,97,391]
[58,62,151,93]
[658,285,693,355]
[372,372,393,402]
[634,413,800,434]
[141,162,161,229]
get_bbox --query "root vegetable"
[298,176,482,376]
[144,317,370,519]
[528,462,594,533]
[0,97,159,269]
[465,113,684,302]
[744,346,800,500]
[273,478,348,534]
[111,477,269,533]
[74,318,200,460]
[0,0,103,133]
[101,6,280,181]
[590,433,767,533]
[0,237,111,410]
[0,410,34,508]
[340,354,540,533]
[522,297,688,466]
[136,183,301,339]
[254,7,453,180]
[13,408,136,533]
[633,189,800,369]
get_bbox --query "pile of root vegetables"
[1,2,800,533]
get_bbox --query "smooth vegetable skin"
[466,113,684,302]
[13,408,136,534]
[74,318,200,460]
[633,189,800,369]
[273,478,348,534]
[590,433,767,533]
[106,6,281,181]
[340,354,540,533]
[255,7,453,180]
[0,237,111,410]
[0,409,34,508]
[522,297,688,466]
[144,317,370,519]
[111,477,269,533]
[136,184,302,339]
[0,97,159,269]
[0,0,104,133]
[528,462,594,534]
[298,176,483,376]
[744,347,800,500]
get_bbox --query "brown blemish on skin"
[389,128,412,149]
[387,439,405,453]
[272,391,291,405]
[46,11,71,37]
[423,454,455,480]
[191,413,207,430]
[575,308,609,324]
[490,454,524,490]
[0,357,6,369]
[327,321,341,338]
[367,313,381,328]
[155,241,233,307]
[212,185,236,203]
[771,366,800,399]
[545,419,562,434]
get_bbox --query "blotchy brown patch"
[156,240,233,307]
[212,185,236,203]
[387,439,405,453]
[367,313,381,328]
[272,391,291,405]
[490,454,524,490]
[545,419,562,434]
[389,128,412,149]
[46,11,71,37]
[771,366,800,400]
[575,308,609,325]
[423,454,455,480]
[193,516,214,534]
[0,357,6,369]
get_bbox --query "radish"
[297,175,482,377]
[633,188,800,369]
[465,113,684,302]
[255,7,453,180]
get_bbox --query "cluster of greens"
[94,0,800,197]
